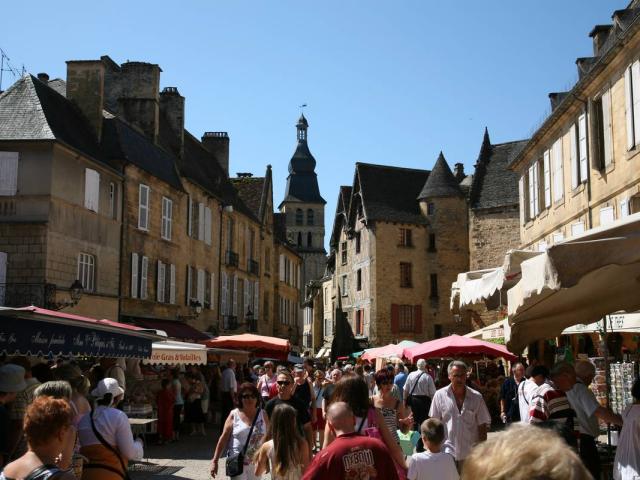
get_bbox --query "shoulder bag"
[226,408,261,477]
[404,371,426,408]
[85,410,131,480]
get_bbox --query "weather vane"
[299,103,307,114]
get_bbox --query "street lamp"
[178,299,202,321]
[47,279,84,310]
[246,308,255,332]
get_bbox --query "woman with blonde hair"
[53,363,91,425]
[255,403,309,480]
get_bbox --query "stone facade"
[469,206,521,271]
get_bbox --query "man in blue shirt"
[394,362,408,401]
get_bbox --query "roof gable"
[417,152,462,199]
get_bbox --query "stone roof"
[356,163,430,225]
[417,152,462,200]
[231,176,265,220]
[47,78,66,96]
[329,185,352,248]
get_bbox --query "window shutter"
[169,264,176,304]
[138,185,149,230]
[633,61,640,146]
[196,269,205,304]
[210,272,215,310]
[413,304,422,334]
[543,151,551,207]
[232,275,238,316]
[84,168,100,212]
[578,113,588,182]
[254,281,259,317]
[571,222,585,237]
[279,254,285,281]
[221,272,228,315]
[186,265,192,303]
[626,64,635,150]
[297,265,302,289]
[204,207,212,245]
[187,196,193,236]
[131,253,139,298]
[570,124,579,188]
[156,260,163,302]
[599,206,615,226]
[198,203,205,240]
[620,199,630,218]
[391,304,399,334]
[602,90,613,166]
[140,256,148,299]
[518,176,525,224]
[244,278,250,313]
[0,251,6,306]
[554,140,564,201]
[0,152,18,196]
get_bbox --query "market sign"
[0,315,152,358]
[482,326,505,340]
[561,312,640,335]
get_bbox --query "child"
[397,421,420,457]
[156,378,175,444]
[407,418,458,480]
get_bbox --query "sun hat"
[91,377,124,400]
[0,364,27,392]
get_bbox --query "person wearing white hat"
[77,378,143,479]
[0,364,27,468]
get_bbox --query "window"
[543,150,551,208]
[427,203,435,215]
[84,168,100,212]
[355,231,361,254]
[620,198,630,218]
[434,324,443,339]
[600,206,614,226]
[552,139,564,202]
[108,182,116,219]
[625,60,640,150]
[324,317,333,337]
[398,228,413,247]
[428,233,436,252]
[341,242,347,265]
[0,152,18,196]
[226,218,234,251]
[528,161,539,218]
[138,184,150,230]
[156,261,166,302]
[77,253,95,293]
[340,275,348,295]
[307,232,313,247]
[297,232,303,247]
[400,262,412,288]
[398,305,414,332]
[571,222,585,237]
[295,208,303,225]
[265,248,271,274]
[430,273,438,299]
[571,116,589,189]
[355,310,364,336]
[161,197,173,240]
[204,207,212,245]
[356,269,362,291]
[552,231,565,244]
[307,209,314,225]
[324,287,328,307]
[594,90,613,169]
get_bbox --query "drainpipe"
[117,175,127,321]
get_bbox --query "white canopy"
[561,312,640,335]
[144,340,208,365]
[508,213,640,353]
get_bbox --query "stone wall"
[469,206,520,270]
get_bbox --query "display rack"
[609,362,637,415]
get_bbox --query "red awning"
[403,334,517,362]
[132,318,210,341]
[14,307,151,333]
[204,334,290,360]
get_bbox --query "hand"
[210,459,218,478]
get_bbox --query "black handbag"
[226,408,260,477]
[404,371,426,408]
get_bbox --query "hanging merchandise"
[609,362,637,415]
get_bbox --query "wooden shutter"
[633,61,640,146]
[254,281,259,317]
[197,269,205,304]
[279,254,285,281]
[221,272,228,315]
[84,168,100,212]
[187,196,193,236]
[0,152,18,196]
[198,203,205,240]
[156,260,165,302]
[578,113,588,182]
[138,185,149,230]
[244,278,250,314]
[413,304,422,334]
[232,275,238,316]
[620,199,630,218]
[626,64,635,150]
[131,253,139,298]
[602,90,613,166]
[599,206,615,226]
[570,124,579,188]
[186,265,192,303]
[0,251,6,306]
[543,151,551,207]
[169,264,176,304]
[140,256,148,299]
[391,304,399,334]
[204,207,212,245]
[553,139,563,201]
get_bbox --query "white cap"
[91,377,124,400]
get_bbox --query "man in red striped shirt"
[529,362,579,449]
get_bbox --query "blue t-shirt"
[394,372,408,400]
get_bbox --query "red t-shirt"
[302,432,399,480]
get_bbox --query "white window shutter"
[131,253,139,298]
[140,256,148,299]
[599,206,615,226]
[187,196,193,236]
[297,265,302,289]
[232,275,238,316]
[543,151,551,207]
[0,251,6,306]
[518,176,525,224]
[0,152,18,196]
[157,260,165,302]
[571,222,585,237]
[552,232,564,244]
[186,265,192,303]
[198,203,205,241]
[279,254,285,281]
[210,272,215,310]
[254,281,259,317]
[138,185,149,230]
[602,90,613,166]
[169,264,176,304]
[197,269,205,304]
[204,207,212,245]
[578,113,588,182]
[244,278,249,314]
[570,124,579,188]
[620,199,630,218]
[633,61,640,146]
[84,168,100,212]
[554,140,564,201]
[221,272,228,315]
[626,64,635,150]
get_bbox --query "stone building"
[279,114,326,292]
[510,4,640,249]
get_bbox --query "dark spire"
[417,152,463,200]
[297,113,308,141]
[477,127,492,165]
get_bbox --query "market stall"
[203,333,290,360]
[403,334,517,362]
[144,340,208,366]
[361,340,418,361]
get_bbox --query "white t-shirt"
[613,404,640,480]
[566,379,601,437]
[518,379,538,423]
[408,451,459,480]
[77,406,143,461]
[222,367,237,393]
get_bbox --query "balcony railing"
[0,283,56,308]
[225,251,239,267]
[248,259,259,276]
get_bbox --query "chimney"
[549,92,569,112]
[66,60,105,141]
[160,87,185,158]
[117,61,161,143]
[589,25,613,56]
[453,163,465,182]
[37,73,50,83]
[202,132,230,176]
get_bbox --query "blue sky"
[1,1,623,248]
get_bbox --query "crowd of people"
[0,354,639,479]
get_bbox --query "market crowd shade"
[402,334,517,362]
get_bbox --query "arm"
[211,411,235,478]
[375,408,406,469]
[253,442,269,477]
[300,438,311,469]
[115,413,144,461]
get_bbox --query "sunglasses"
[276,381,291,386]
[241,394,257,400]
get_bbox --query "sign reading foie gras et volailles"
[147,350,207,365]
[0,315,152,358]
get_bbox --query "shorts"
[312,407,325,430]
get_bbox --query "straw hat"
[91,378,124,400]
[0,364,27,393]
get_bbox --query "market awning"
[131,317,210,341]
[507,213,640,354]
[0,306,159,358]
[403,334,517,362]
[144,340,208,365]
[204,334,290,360]
[361,340,418,361]
[561,312,640,335]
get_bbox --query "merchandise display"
[609,362,637,415]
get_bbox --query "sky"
[0,0,625,249]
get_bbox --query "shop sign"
[561,313,640,335]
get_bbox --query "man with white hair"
[567,360,622,478]
[404,358,437,452]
